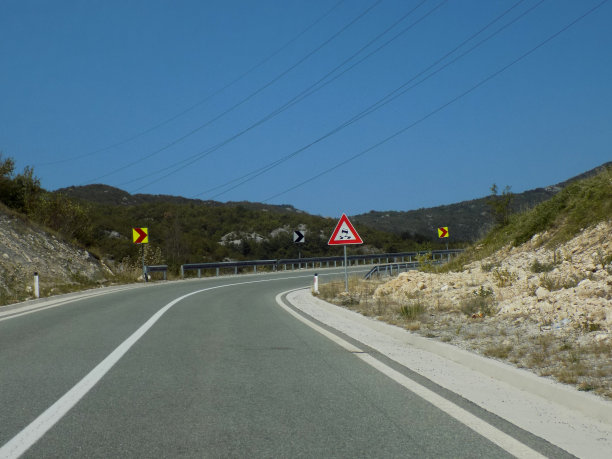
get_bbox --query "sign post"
[438,226,449,251]
[328,214,363,292]
[133,227,149,282]
[293,230,305,268]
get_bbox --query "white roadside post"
[314,273,319,294]
[33,272,39,298]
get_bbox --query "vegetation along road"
[0,268,607,458]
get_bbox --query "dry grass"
[318,276,612,399]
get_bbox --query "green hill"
[54,185,437,271]
[352,162,611,242]
[446,164,612,269]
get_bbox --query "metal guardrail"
[181,260,277,277]
[363,260,445,280]
[145,264,168,281]
[180,250,464,278]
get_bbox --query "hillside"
[57,184,305,214]
[320,166,612,397]
[0,205,111,304]
[55,185,435,270]
[352,162,612,241]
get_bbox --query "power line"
[261,0,609,204]
[35,1,346,167]
[199,0,535,199]
[83,0,383,184]
[126,0,440,192]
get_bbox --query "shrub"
[492,268,517,287]
[540,273,584,291]
[484,344,513,359]
[481,261,500,272]
[460,287,495,317]
[398,301,426,320]
[531,260,554,273]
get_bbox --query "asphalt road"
[0,269,565,458]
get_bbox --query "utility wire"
[84,0,383,184]
[36,1,346,167]
[200,0,534,199]
[261,0,609,203]
[126,0,439,192]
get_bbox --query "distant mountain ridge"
[57,184,303,214]
[352,162,611,242]
[58,162,610,244]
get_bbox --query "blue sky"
[2,0,610,217]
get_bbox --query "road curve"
[0,270,585,457]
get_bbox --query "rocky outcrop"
[0,210,110,304]
[374,220,612,332]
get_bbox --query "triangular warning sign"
[328,214,363,245]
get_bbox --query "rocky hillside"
[375,219,612,331]
[320,166,612,396]
[0,206,111,304]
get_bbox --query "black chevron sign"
[293,231,305,244]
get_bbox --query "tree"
[487,184,514,226]
[0,155,41,214]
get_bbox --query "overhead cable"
[261,0,609,203]
[126,0,439,192]
[200,0,536,199]
[36,1,346,167]
[83,0,383,184]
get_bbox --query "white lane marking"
[275,290,547,459]
[0,274,321,459]
[0,286,142,322]
[0,268,368,323]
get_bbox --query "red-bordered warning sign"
[328,214,363,245]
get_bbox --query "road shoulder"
[286,288,612,459]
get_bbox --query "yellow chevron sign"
[132,227,149,244]
[438,227,449,238]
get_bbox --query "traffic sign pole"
[344,245,348,292]
[328,214,363,293]
[142,245,146,283]
[133,227,149,282]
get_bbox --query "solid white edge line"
[0,286,139,322]
[275,289,547,459]
[0,267,369,323]
[0,274,320,459]
[0,289,198,459]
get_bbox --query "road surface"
[0,269,599,457]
